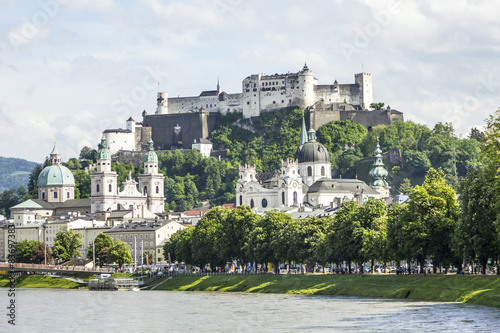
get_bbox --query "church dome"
[38,165,75,186]
[295,141,330,164]
[144,139,158,163]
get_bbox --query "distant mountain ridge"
[0,156,38,192]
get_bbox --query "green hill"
[0,157,38,192]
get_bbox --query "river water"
[2,289,499,332]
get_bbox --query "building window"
[282,192,285,205]
[109,184,112,192]
[308,166,312,177]
[321,166,325,176]
[293,191,298,205]
[53,191,58,199]
[42,192,45,199]
[156,186,159,194]
[262,198,268,208]
[239,195,242,206]
[144,186,147,195]
[67,192,70,199]
[250,199,254,208]
[96,184,100,193]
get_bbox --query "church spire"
[49,140,61,165]
[299,114,308,146]
[97,133,111,161]
[369,139,389,186]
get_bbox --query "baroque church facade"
[235,118,390,211]
[10,138,165,224]
[90,135,165,218]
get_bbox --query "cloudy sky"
[1,0,499,162]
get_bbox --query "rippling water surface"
[2,289,500,332]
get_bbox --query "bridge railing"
[0,262,114,273]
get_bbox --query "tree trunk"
[419,258,425,274]
[481,258,487,274]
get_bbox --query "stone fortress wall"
[154,64,373,119]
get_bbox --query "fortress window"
[247,102,250,105]
[282,100,284,103]
[109,184,112,192]
[96,184,100,193]
[273,101,276,104]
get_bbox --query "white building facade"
[155,64,373,119]
[236,120,389,211]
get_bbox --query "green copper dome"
[38,165,75,186]
[144,139,158,163]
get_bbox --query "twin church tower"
[36,136,165,219]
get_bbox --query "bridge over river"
[0,262,114,275]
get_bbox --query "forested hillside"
[0,108,484,215]
[0,157,38,192]
[209,109,482,193]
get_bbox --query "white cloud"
[0,0,498,162]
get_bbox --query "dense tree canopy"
[52,227,83,262]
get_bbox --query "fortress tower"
[297,63,315,109]
[156,92,169,114]
[354,73,373,110]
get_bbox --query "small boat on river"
[88,277,140,291]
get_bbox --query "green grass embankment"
[0,275,83,289]
[147,274,500,308]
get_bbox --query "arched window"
[321,166,325,176]
[156,186,159,194]
[307,166,312,176]
[262,198,268,208]
[282,192,285,205]
[96,184,100,193]
[109,184,112,192]
[293,191,297,205]
[42,192,45,200]
[250,199,254,208]
[143,186,147,195]
[239,195,243,206]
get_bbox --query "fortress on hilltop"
[106,64,403,153]
[154,63,373,118]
